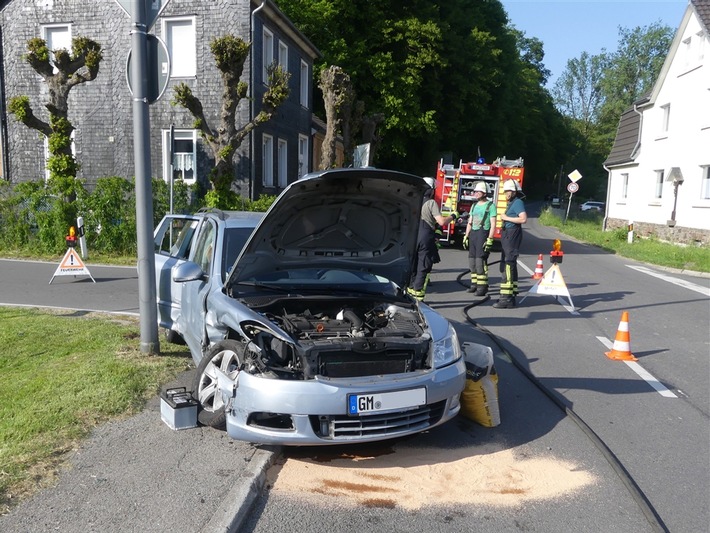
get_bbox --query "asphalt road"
[242,212,710,533]
[1,211,708,532]
[0,258,140,315]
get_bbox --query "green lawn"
[0,308,190,515]
[539,209,709,273]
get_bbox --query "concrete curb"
[200,445,281,533]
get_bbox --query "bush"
[80,177,137,254]
[0,178,276,258]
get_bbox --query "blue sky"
[501,0,688,87]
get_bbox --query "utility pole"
[130,0,159,354]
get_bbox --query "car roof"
[193,209,264,227]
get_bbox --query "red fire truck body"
[432,157,524,245]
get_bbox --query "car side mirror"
[172,261,205,283]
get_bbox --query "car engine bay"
[238,297,431,380]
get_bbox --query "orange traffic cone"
[606,311,637,361]
[532,254,544,280]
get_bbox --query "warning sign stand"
[49,247,96,284]
[519,263,574,310]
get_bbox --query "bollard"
[77,216,88,259]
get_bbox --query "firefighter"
[463,181,496,296]
[408,177,458,301]
[494,179,527,309]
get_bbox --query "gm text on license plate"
[348,388,426,415]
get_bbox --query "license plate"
[348,388,426,415]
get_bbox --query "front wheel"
[193,339,245,428]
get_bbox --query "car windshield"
[232,268,398,295]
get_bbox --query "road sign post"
[119,0,169,354]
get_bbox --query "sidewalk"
[0,371,280,533]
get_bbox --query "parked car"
[550,195,561,208]
[153,168,466,445]
[580,201,605,212]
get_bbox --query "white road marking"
[596,336,678,398]
[626,265,710,297]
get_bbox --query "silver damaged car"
[157,168,466,445]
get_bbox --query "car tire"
[193,339,245,429]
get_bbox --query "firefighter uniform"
[495,180,526,309]
[464,182,496,296]
[408,183,457,301]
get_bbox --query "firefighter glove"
[484,238,494,252]
[463,236,469,249]
[450,211,459,221]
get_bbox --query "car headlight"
[432,322,462,368]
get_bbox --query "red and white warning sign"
[49,248,96,284]
[519,263,574,310]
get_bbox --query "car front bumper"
[224,359,466,445]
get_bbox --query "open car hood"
[227,168,426,289]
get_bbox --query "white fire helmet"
[473,181,487,194]
[423,177,436,188]
[503,179,520,192]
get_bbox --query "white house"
[603,0,710,246]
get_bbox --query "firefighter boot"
[493,296,516,309]
[407,287,425,301]
[474,284,488,297]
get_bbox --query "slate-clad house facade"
[0,0,320,199]
[604,0,710,245]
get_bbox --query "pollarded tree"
[172,35,290,208]
[8,36,102,199]
[318,65,353,169]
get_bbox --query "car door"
[178,217,218,358]
[153,215,200,331]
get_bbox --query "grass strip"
[539,209,709,273]
[0,307,191,514]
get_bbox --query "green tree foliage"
[552,52,610,135]
[552,22,673,199]
[597,22,674,144]
[8,36,102,202]
[276,0,574,192]
[172,34,290,208]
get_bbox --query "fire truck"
[432,156,525,245]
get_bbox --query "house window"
[162,129,196,183]
[622,173,629,199]
[278,41,288,69]
[42,24,72,73]
[660,104,670,133]
[683,37,692,66]
[263,134,274,187]
[697,32,706,61]
[263,29,274,84]
[701,166,710,200]
[163,17,196,78]
[298,134,309,178]
[300,60,309,108]
[277,139,288,188]
[655,170,664,199]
